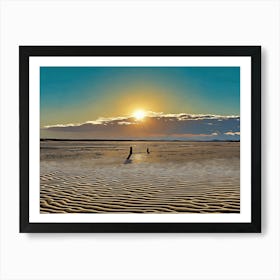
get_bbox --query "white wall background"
[0,0,279,279]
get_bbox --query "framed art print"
[20,46,261,233]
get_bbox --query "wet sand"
[40,141,240,213]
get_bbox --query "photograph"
[20,46,261,232]
[40,66,240,214]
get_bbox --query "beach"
[40,141,240,213]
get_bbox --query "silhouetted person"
[147,148,150,154]
[127,146,133,160]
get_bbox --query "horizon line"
[40,138,240,142]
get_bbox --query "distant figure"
[126,146,133,160]
[147,148,150,154]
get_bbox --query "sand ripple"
[40,161,240,214]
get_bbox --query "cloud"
[117,121,134,125]
[224,131,240,136]
[41,112,240,140]
[44,123,78,128]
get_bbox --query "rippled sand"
[40,141,240,213]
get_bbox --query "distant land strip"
[40,138,240,142]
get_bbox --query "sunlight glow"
[133,110,146,120]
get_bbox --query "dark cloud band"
[42,112,240,140]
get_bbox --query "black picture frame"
[20,46,261,233]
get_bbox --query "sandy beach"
[40,141,240,213]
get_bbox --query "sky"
[40,66,240,140]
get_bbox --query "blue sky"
[40,66,240,140]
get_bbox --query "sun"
[133,110,146,120]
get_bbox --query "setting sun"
[133,110,146,120]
